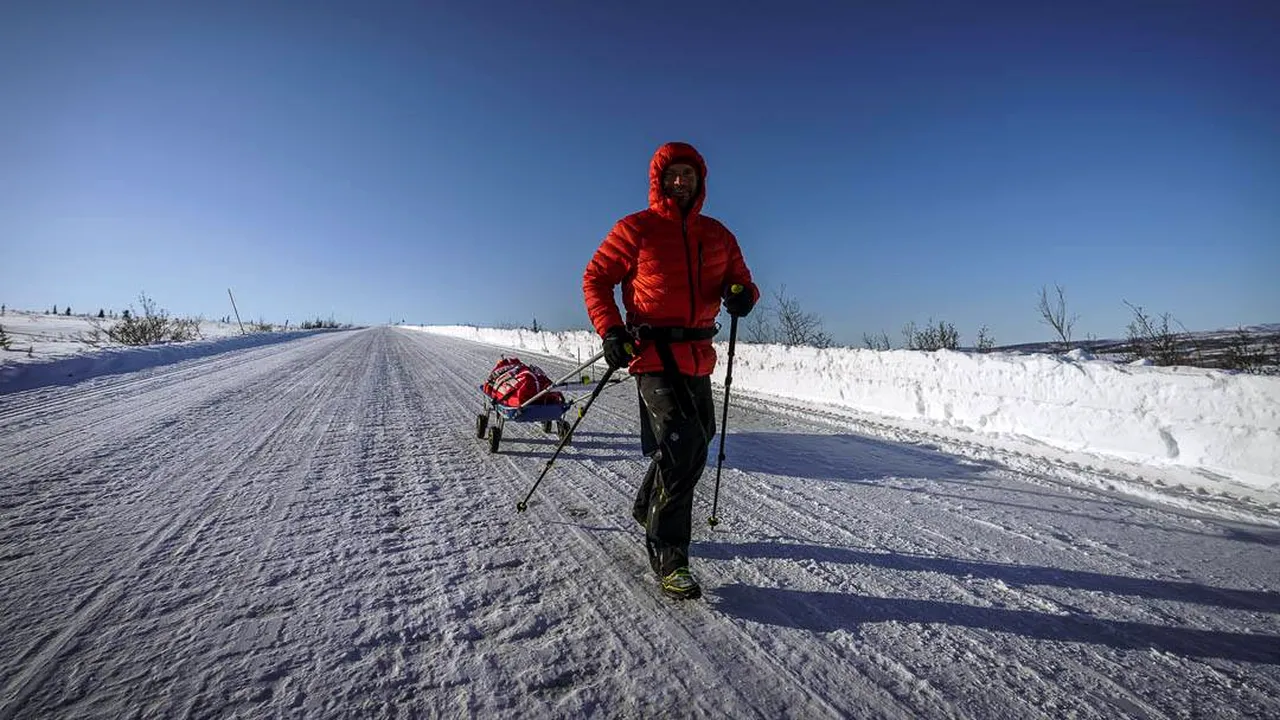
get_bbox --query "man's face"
[662,162,699,206]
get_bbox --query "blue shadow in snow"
[712,582,1280,665]
[718,432,1279,546]
[697,541,1280,614]
[721,430,995,483]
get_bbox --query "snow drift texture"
[413,325,1280,492]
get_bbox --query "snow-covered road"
[2,327,1277,719]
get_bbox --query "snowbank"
[411,325,1280,493]
[0,330,336,394]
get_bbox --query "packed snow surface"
[2,327,1277,718]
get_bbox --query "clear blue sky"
[2,0,1276,345]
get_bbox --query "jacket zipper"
[682,216,702,376]
[682,217,696,326]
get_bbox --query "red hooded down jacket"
[583,142,758,377]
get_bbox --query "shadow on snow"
[710,580,1280,665]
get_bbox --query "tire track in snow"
[0,332,370,718]
[3,328,1277,718]
[677,390,1280,718]
[432,333,1280,717]
[704,426,1277,717]
[389,332,865,717]
[389,333,691,714]
[399,332,913,718]
[394,330,1280,719]
[0,333,357,507]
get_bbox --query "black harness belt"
[631,325,719,437]
[632,325,719,343]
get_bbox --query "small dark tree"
[0,324,11,350]
[52,305,58,315]
[903,319,960,351]
[98,309,106,319]
[975,325,995,352]
[65,306,72,316]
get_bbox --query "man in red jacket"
[583,141,759,600]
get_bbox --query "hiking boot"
[660,567,702,600]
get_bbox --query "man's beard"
[667,187,693,205]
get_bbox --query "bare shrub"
[1037,283,1077,347]
[734,284,830,348]
[863,331,893,351]
[1123,300,1187,366]
[78,324,109,347]
[1221,327,1274,373]
[772,284,832,348]
[0,324,11,350]
[172,315,203,339]
[98,293,203,346]
[743,301,778,344]
[301,316,345,329]
[903,319,960,351]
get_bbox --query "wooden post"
[227,289,245,335]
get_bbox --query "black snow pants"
[632,372,716,576]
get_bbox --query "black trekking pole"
[516,365,618,512]
[707,292,742,527]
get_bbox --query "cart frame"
[476,351,605,453]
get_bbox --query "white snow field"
[1,327,1277,719]
[0,310,252,364]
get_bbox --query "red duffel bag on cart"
[482,357,564,408]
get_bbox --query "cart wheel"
[557,420,572,442]
[488,426,502,454]
[476,413,489,439]
[542,421,554,433]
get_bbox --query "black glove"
[723,283,755,318]
[602,326,636,369]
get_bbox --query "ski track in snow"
[1,327,1277,719]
